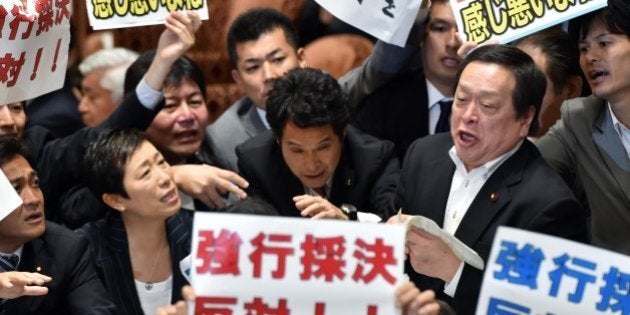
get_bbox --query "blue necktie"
[435,99,453,133]
[0,253,19,272]
[0,254,19,313]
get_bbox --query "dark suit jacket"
[23,91,159,224]
[25,78,84,138]
[5,222,115,314]
[353,68,430,161]
[397,133,588,314]
[236,126,399,219]
[78,210,193,315]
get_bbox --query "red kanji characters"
[35,0,54,36]
[352,238,397,285]
[0,52,26,87]
[197,229,243,275]
[244,297,290,315]
[250,233,294,279]
[300,235,346,282]
[54,0,71,25]
[195,297,238,315]
[9,5,34,40]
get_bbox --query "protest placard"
[0,170,22,221]
[0,0,70,105]
[191,212,406,314]
[450,0,607,44]
[476,226,630,315]
[86,0,209,30]
[315,0,420,47]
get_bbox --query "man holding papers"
[391,45,588,313]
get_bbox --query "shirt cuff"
[135,76,163,110]
[443,262,465,297]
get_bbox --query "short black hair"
[265,68,351,139]
[455,45,546,136]
[513,27,581,95]
[221,196,279,216]
[84,128,147,199]
[0,137,26,167]
[227,8,299,68]
[123,51,207,101]
[579,4,629,40]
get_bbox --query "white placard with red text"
[0,170,22,221]
[86,0,209,30]
[0,0,70,105]
[315,0,420,47]
[191,212,406,315]
[449,0,607,44]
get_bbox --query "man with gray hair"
[78,47,138,127]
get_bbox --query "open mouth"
[174,130,199,143]
[161,189,179,204]
[458,130,477,145]
[25,212,43,223]
[589,70,609,82]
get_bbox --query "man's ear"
[565,75,584,99]
[231,69,242,85]
[102,193,125,213]
[297,48,307,68]
[519,105,536,137]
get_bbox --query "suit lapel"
[592,105,630,204]
[454,142,533,247]
[243,101,268,137]
[13,239,49,312]
[329,146,355,206]
[421,144,454,226]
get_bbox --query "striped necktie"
[0,253,19,272]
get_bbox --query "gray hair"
[79,48,139,105]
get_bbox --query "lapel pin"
[345,178,352,186]
[36,266,42,272]
[490,192,499,202]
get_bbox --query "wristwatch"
[341,204,358,220]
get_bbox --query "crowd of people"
[1,0,629,314]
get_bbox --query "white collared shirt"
[256,107,271,130]
[442,141,522,296]
[608,103,630,159]
[426,80,451,135]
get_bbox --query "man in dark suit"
[392,45,588,313]
[237,68,399,220]
[0,137,115,314]
[354,0,462,160]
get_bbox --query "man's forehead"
[236,29,294,60]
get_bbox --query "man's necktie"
[0,253,19,313]
[0,253,19,272]
[435,99,453,133]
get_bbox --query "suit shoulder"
[407,133,452,154]
[561,96,605,124]
[208,98,251,133]
[345,126,395,155]
[42,221,89,251]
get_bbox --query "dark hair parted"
[455,45,546,136]
[123,51,207,101]
[84,128,147,199]
[579,4,629,40]
[513,27,581,95]
[227,8,299,68]
[265,68,351,139]
[0,137,27,166]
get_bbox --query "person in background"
[79,128,192,315]
[77,47,139,127]
[354,0,462,160]
[536,2,630,254]
[237,68,399,220]
[512,27,584,137]
[0,137,115,314]
[207,5,426,172]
